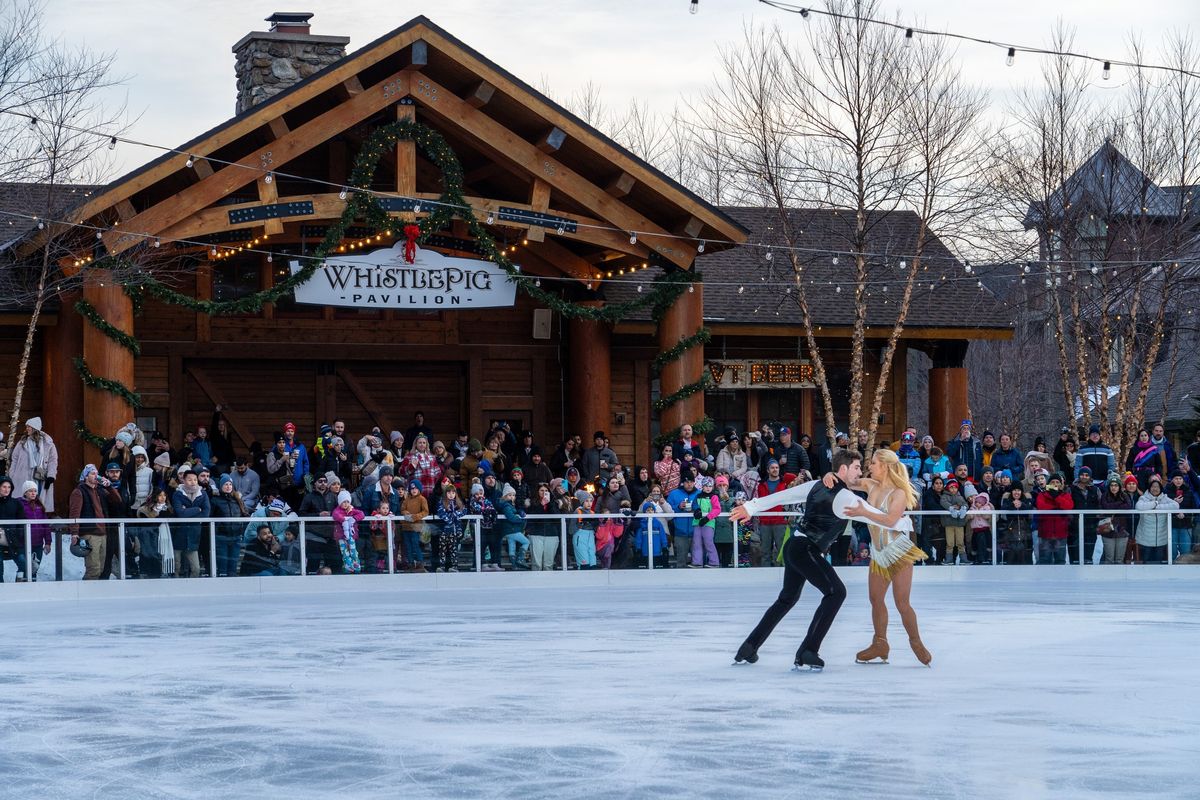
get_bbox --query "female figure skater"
[843,448,932,666]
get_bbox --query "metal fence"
[2,506,1197,581]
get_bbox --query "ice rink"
[3,570,1198,799]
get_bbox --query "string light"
[629,232,637,245]
[689,0,698,14]
[413,202,421,213]
[485,212,494,224]
[697,240,706,253]
[263,172,273,184]
[338,187,348,200]
[758,1,1200,79]
[1006,47,1016,67]
[1102,61,1111,80]
[108,136,117,150]
[904,28,913,46]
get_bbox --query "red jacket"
[1035,489,1074,539]
[754,473,797,526]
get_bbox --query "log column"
[927,340,969,447]
[42,291,85,502]
[657,283,704,433]
[81,272,135,458]
[569,305,611,441]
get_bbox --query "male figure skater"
[729,449,864,671]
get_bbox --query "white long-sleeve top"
[741,480,912,533]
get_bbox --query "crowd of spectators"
[0,411,1197,580]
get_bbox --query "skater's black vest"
[796,479,849,553]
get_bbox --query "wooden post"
[929,368,969,448]
[42,291,85,495]
[656,283,704,433]
[569,307,611,443]
[927,340,969,447]
[81,271,135,458]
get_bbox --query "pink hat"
[714,475,730,487]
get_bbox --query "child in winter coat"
[400,479,429,572]
[921,446,952,485]
[433,482,467,573]
[636,485,672,567]
[690,476,722,567]
[967,491,995,565]
[470,483,502,571]
[331,490,365,573]
[940,479,970,564]
[16,480,49,580]
[573,490,598,569]
[368,499,395,571]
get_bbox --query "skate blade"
[855,658,889,665]
[792,664,823,673]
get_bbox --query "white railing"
[2,507,1195,581]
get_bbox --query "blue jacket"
[495,499,526,536]
[989,447,1024,483]
[667,486,700,536]
[283,440,309,484]
[897,445,922,479]
[171,487,211,547]
[945,436,983,480]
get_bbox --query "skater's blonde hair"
[873,449,918,509]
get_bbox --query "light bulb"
[765,249,773,261]
[688,284,694,293]
[264,172,273,184]
[832,256,839,265]
[1006,47,1015,67]
[904,28,913,46]
[697,240,706,253]
[267,253,273,263]
[737,286,744,294]
[535,279,541,287]
[96,230,102,240]
[1102,61,1111,80]
[154,237,161,248]
[108,136,117,150]
[629,232,637,245]
[36,221,44,230]
[186,155,195,168]
[557,225,565,235]
[637,285,643,292]
[339,187,348,200]
[689,0,698,14]
[836,286,842,293]
[486,212,494,224]
[414,203,421,213]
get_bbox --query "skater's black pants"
[742,535,847,659]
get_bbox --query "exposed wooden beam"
[192,158,214,179]
[526,179,550,243]
[466,80,495,108]
[396,100,416,220]
[536,127,566,154]
[525,237,598,283]
[463,162,518,187]
[156,191,651,263]
[605,172,635,198]
[101,71,413,255]
[410,75,697,269]
[336,367,396,436]
[186,364,256,449]
[342,75,364,97]
[115,199,136,221]
[257,174,284,236]
[267,116,290,140]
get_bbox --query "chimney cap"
[266,11,314,32]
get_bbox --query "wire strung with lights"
[754,0,1200,80]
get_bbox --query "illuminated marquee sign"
[706,359,816,390]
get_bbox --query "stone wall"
[233,32,350,114]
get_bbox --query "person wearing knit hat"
[10,416,59,513]
[115,430,134,448]
[940,477,969,564]
[219,473,234,489]
[330,489,365,573]
[21,479,38,496]
[324,471,340,486]
[1069,466,1100,564]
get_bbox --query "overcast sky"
[42,0,1197,182]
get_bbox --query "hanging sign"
[706,359,816,389]
[290,242,517,309]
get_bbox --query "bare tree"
[1,31,127,444]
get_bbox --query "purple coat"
[18,497,51,549]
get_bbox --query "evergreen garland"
[653,416,716,449]
[72,118,709,443]
[651,329,711,375]
[73,419,108,450]
[653,373,712,412]
[74,299,141,356]
[73,356,141,408]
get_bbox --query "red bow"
[403,224,421,263]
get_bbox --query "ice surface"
[2,574,1198,799]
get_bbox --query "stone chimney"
[232,12,350,114]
